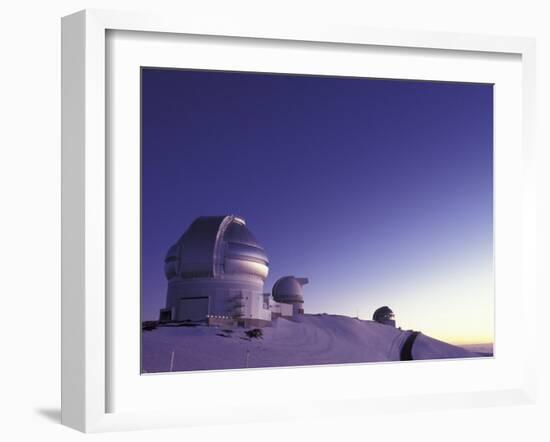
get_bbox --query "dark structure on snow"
[373,306,396,327]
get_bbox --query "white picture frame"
[61,9,537,433]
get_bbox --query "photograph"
[140,67,494,374]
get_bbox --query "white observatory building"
[272,276,308,316]
[160,215,308,327]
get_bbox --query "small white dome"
[272,276,309,304]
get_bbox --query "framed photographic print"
[61,9,537,432]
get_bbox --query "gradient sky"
[141,68,494,345]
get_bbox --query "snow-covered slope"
[411,334,482,360]
[142,314,485,373]
[459,343,494,355]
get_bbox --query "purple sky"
[141,68,493,344]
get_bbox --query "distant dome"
[272,276,309,305]
[373,306,395,325]
[164,215,269,281]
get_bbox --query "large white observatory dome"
[164,215,269,281]
[161,215,271,324]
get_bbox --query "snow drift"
[142,314,488,373]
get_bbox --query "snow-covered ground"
[458,343,494,355]
[142,314,488,373]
